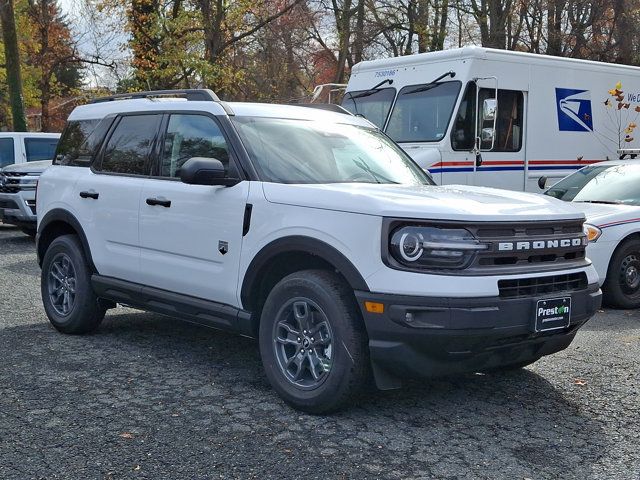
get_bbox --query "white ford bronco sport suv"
[37,89,601,413]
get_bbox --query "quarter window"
[25,137,59,162]
[159,114,229,178]
[0,138,15,168]
[99,115,161,175]
[55,119,113,167]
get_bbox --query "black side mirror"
[179,157,240,186]
[538,176,548,190]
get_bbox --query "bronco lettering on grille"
[498,238,584,251]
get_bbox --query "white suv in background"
[36,90,601,412]
[0,132,59,235]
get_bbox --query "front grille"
[0,171,35,193]
[468,220,587,273]
[498,272,588,298]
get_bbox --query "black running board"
[91,275,255,338]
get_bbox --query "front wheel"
[41,234,105,334]
[259,270,370,414]
[603,238,640,309]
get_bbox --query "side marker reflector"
[365,301,385,314]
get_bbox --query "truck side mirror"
[481,127,494,143]
[483,98,497,121]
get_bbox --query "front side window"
[231,116,432,185]
[98,114,161,175]
[0,138,15,168]
[160,114,229,178]
[25,137,59,162]
[341,88,396,128]
[451,84,524,152]
[386,81,461,143]
[545,164,640,205]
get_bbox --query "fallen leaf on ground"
[120,432,135,439]
[573,378,588,386]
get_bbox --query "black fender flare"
[240,235,370,309]
[37,208,96,272]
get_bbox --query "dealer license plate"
[535,297,571,332]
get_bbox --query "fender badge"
[218,241,229,255]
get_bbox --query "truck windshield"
[341,88,395,128]
[231,116,433,185]
[386,81,461,143]
[545,164,640,205]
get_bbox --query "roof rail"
[294,103,353,115]
[90,89,220,104]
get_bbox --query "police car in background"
[545,159,640,308]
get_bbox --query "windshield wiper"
[347,79,394,100]
[352,156,397,184]
[404,70,456,95]
[574,200,624,205]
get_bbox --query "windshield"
[386,81,461,143]
[545,164,640,205]
[341,88,395,128]
[231,116,433,185]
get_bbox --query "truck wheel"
[41,234,105,334]
[604,238,640,309]
[259,270,369,413]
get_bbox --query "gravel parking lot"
[0,224,639,480]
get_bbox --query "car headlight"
[389,225,489,269]
[584,223,602,243]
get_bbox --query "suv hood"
[571,201,640,226]
[262,183,585,222]
[2,160,52,173]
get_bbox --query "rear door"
[76,113,162,283]
[138,113,249,307]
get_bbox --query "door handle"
[79,190,99,199]
[146,197,171,208]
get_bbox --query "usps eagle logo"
[555,88,594,132]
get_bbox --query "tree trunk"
[0,0,27,131]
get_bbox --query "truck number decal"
[374,70,396,78]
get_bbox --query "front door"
[138,113,249,307]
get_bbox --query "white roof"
[352,46,640,74]
[68,98,373,128]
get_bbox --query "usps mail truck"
[340,46,640,191]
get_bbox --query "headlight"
[584,223,602,243]
[389,225,488,269]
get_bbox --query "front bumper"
[356,283,601,388]
[0,190,37,227]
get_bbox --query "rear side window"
[98,114,161,175]
[25,137,59,162]
[55,119,113,167]
[0,138,15,168]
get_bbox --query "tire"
[482,357,540,373]
[259,270,370,414]
[603,238,640,309]
[41,234,105,334]
[20,227,37,238]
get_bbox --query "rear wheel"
[603,238,640,309]
[41,234,105,334]
[259,270,369,413]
